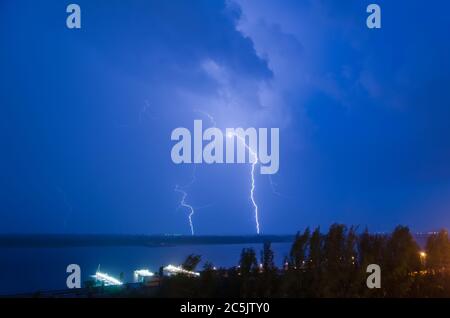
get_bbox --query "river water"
[0,243,292,295]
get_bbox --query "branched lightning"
[175,110,262,235]
[227,132,260,234]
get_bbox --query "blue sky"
[1,0,450,234]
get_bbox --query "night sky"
[1,0,450,235]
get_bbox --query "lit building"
[92,271,123,286]
[163,264,200,277]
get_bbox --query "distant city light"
[134,269,154,277]
[163,264,200,277]
[93,271,123,286]
[133,269,155,283]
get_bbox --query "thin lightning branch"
[138,100,149,123]
[139,100,159,124]
[227,132,260,234]
[268,175,280,196]
[194,109,217,127]
[268,175,292,198]
[175,166,197,235]
[174,110,216,235]
[175,184,195,235]
[174,178,213,236]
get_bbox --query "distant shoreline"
[0,233,430,248]
[0,234,296,248]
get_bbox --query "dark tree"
[308,226,323,270]
[182,254,201,271]
[261,242,275,273]
[307,226,323,297]
[426,229,450,271]
[341,226,359,296]
[290,228,310,269]
[359,228,387,266]
[238,248,258,297]
[357,228,387,297]
[200,261,218,297]
[239,248,258,276]
[384,226,420,297]
[322,224,347,296]
[203,261,215,272]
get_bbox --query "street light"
[419,251,427,267]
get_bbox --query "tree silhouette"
[290,228,310,269]
[384,226,420,297]
[261,242,275,273]
[149,225,450,298]
[426,229,450,272]
[239,248,258,276]
[182,254,201,271]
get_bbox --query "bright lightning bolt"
[175,111,262,235]
[175,184,195,236]
[227,131,260,235]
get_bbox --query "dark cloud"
[1,0,450,233]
